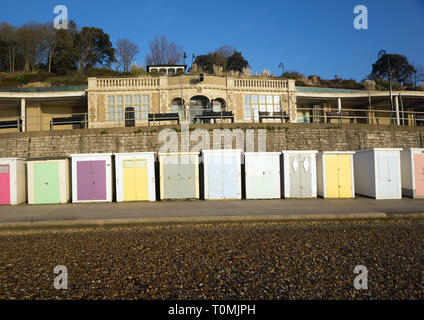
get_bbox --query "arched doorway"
[211,98,226,112]
[170,98,185,121]
[189,95,210,123]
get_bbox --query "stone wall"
[0,123,423,159]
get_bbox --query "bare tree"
[215,45,235,58]
[145,35,183,65]
[116,38,139,72]
[413,64,424,87]
[17,22,46,72]
[0,22,17,72]
[39,23,57,73]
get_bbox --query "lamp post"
[378,50,394,124]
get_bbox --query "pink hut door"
[414,154,424,197]
[0,164,10,204]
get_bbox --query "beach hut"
[354,148,402,199]
[202,149,242,200]
[282,150,318,198]
[317,151,355,198]
[401,148,424,198]
[159,152,199,200]
[27,157,70,204]
[114,152,156,202]
[70,153,113,203]
[0,158,26,205]
[244,152,281,199]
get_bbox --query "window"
[117,106,124,121]
[107,105,115,121]
[244,105,251,120]
[124,160,135,168]
[125,95,132,105]
[107,94,150,122]
[243,94,282,121]
[136,160,147,168]
[297,111,311,123]
[134,95,141,121]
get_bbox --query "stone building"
[86,75,297,128]
[0,73,424,133]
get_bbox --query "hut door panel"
[207,156,222,199]
[377,153,398,199]
[414,154,424,197]
[163,160,181,199]
[245,157,264,198]
[179,162,196,198]
[77,160,106,201]
[123,160,137,201]
[89,161,107,200]
[135,159,149,201]
[324,155,339,198]
[300,155,313,197]
[337,155,352,198]
[77,161,91,200]
[289,155,301,198]
[34,162,60,204]
[222,154,239,199]
[0,165,10,204]
[163,156,196,199]
[264,156,280,198]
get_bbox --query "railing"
[94,77,160,89]
[1,106,424,132]
[234,78,288,89]
[296,106,424,126]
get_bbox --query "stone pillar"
[20,98,26,132]
[394,95,400,125]
[288,92,297,123]
[337,97,342,123]
[88,93,97,128]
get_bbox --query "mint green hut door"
[34,162,60,204]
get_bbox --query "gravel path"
[0,218,423,299]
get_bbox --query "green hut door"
[34,162,60,204]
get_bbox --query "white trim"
[71,154,113,203]
[202,149,242,200]
[114,152,156,202]
[0,158,26,205]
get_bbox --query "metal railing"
[1,106,424,132]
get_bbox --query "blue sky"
[1,0,423,80]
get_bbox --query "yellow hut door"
[123,159,149,201]
[325,155,339,198]
[337,155,352,198]
[324,155,352,198]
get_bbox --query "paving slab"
[0,197,423,226]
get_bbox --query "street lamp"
[378,50,394,123]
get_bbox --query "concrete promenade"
[0,197,423,226]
